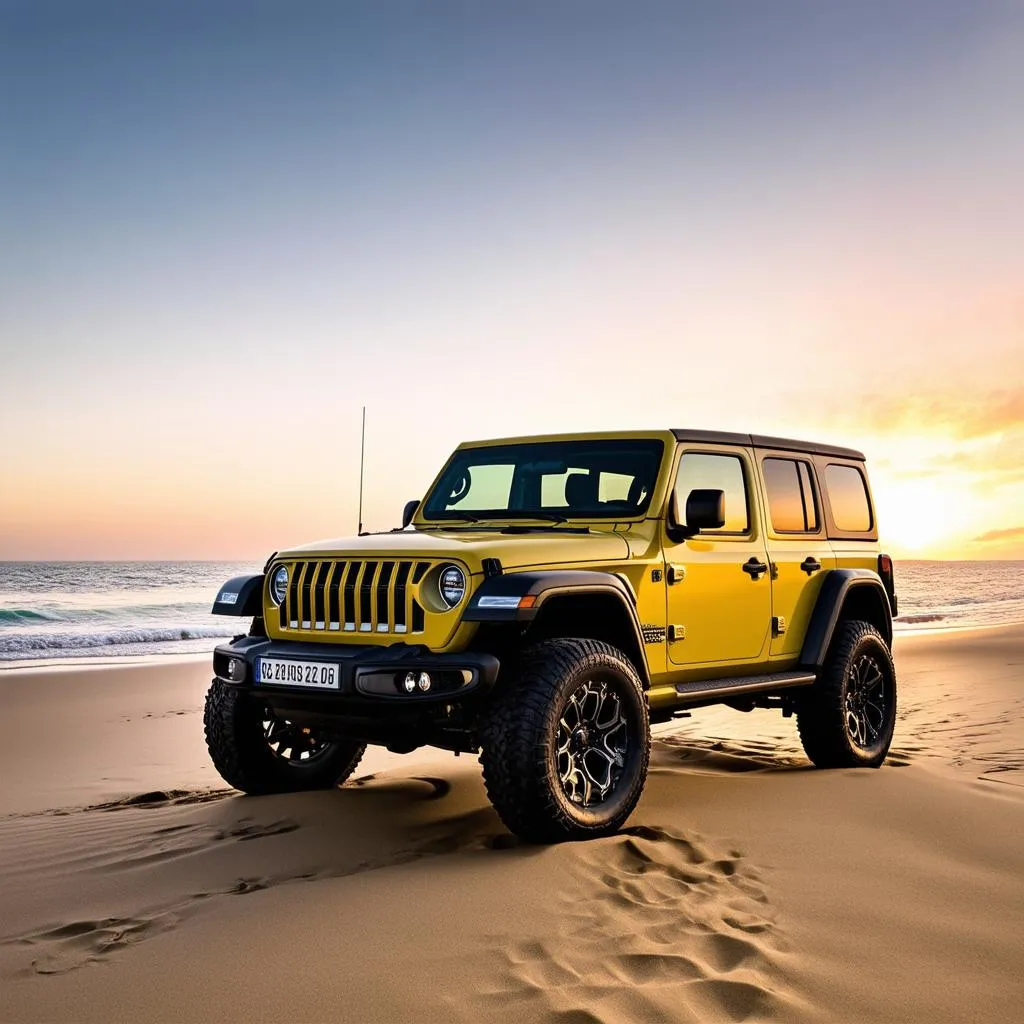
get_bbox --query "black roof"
[671,429,865,461]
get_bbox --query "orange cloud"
[973,526,1024,544]
[852,387,1024,440]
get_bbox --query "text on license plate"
[256,658,339,689]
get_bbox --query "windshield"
[421,439,665,521]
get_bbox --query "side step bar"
[675,671,816,701]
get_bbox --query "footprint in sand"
[19,914,179,975]
[465,825,785,1023]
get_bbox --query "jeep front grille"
[279,560,431,636]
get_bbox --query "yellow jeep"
[208,429,898,842]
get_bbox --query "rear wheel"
[480,638,650,843]
[797,620,896,768]
[204,679,366,794]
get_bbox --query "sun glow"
[872,476,965,554]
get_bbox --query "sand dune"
[1,627,1022,1022]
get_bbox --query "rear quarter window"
[824,464,872,532]
[762,457,819,533]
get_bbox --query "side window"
[762,458,819,533]
[797,462,819,531]
[825,464,872,532]
[674,452,749,534]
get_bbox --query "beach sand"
[1,627,1021,1022]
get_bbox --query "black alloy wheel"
[262,712,334,764]
[556,679,630,807]
[844,653,889,750]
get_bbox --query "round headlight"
[438,565,466,608]
[270,565,289,605]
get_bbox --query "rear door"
[665,446,771,668]
[754,450,837,661]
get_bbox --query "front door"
[665,448,771,668]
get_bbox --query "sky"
[1,0,1022,560]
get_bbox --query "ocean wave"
[0,625,234,655]
[0,608,65,624]
[0,601,211,626]
[895,613,946,625]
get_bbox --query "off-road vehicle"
[207,429,898,842]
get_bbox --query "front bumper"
[213,635,499,706]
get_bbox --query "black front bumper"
[213,635,500,707]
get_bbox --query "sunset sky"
[2,1,1022,561]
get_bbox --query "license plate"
[255,658,339,689]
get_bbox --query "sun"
[871,475,967,555]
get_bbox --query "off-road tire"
[797,620,897,769]
[204,678,366,794]
[479,638,650,844]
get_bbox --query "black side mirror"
[402,499,420,529]
[667,488,725,541]
[685,488,726,530]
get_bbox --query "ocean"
[1,559,1022,664]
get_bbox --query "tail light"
[877,553,897,616]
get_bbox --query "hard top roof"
[671,429,865,461]
[457,429,865,462]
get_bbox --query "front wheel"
[797,620,897,768]
[480,639,650,844]
[204,679,366,794]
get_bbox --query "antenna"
[357,406,366,536]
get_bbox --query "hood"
[279,527,630,573]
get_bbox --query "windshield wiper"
[427,512,481,524]
[521,512,568,524]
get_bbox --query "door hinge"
[772,615,786,636]
[668,624,686,642]
[668,564,686,584]
[770,561,779,581]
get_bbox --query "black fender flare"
[464,570,648,683]
[211,574,264,616]
[799,569,893,668]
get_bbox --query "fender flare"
[464,569,648,681]
[799,569,893,668]
[211,574,264,617]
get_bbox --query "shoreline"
[3,616,1022,673]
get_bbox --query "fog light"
[417,671,432,692]
[403,672,417,693]
[227,658,245,682]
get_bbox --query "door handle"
[800,557,822,575]
[742,557,768,580]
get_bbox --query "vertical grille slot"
[327,561,344,629]
[343,562,358,630]
[393,561,411,633]
[357,562,377,632]
[411,599,425,634]
[376,561,395,631]
[309,561,329,629]
[293,562,310,628]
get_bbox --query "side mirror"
[685,488,726,531]
[666,488,725,541]
[402,499,420,529]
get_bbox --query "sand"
[1,627,1021,1023]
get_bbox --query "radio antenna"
[357,406,366,536]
